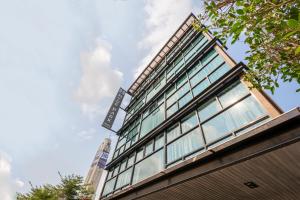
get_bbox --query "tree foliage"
[17,174,93,200]
[194,0,300,93]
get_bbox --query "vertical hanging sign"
[102,88,126,130]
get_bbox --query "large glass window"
[190,65,207,84]
[102,177,116,196]
[167,128,204,163]
[119,159,127,172]
[198,99,221,121]
[166,103,178,118]
[140,104,165,138]
[181,113,198,133]
[208,63,230,82]
[146,75,166,103]
[127,154,135,167]
[204,55,224,75]
[155,133,164,150]
[202,96,266,144]
[145,141,154,156]
[115,168,133,189]
[192,78,210,96]
[136,148,144,162]
[178,92,193,108]
[219,82,249,107]
[132,150,164,184]
[167,124,180,143]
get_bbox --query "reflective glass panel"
[145,141,154,156]
[167,124,180,143]
[155,133,164,150]
[192,79,210,96]
[115,168,132,189]
[202,96,266,144]
[208,64,230,83]
[198,99,221,121]
[167,128,204,163]
[181,113,198,133]
[219,81,249,108]
[132,150,164,184]
[102,177,116,196]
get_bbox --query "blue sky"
[0,0,299,199]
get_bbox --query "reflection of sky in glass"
[219,82,248,107]
[198,99,221,121]
[133,150,164,184]
[181,113,198,133]
[167,128,203,163]
[115,168,132,189]
[203,96,266,144]
[167,125,180,142]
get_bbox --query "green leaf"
[296,88,300,92]
[287,19,298,29]
[236,9,244,15]
[284,30,297,39]
[295,46,300,55]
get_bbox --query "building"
[100,13,300,200]
[85,138,111,199]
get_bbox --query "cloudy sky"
[0,0,299,199]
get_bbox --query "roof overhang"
[128,13,197,95]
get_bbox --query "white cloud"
[77,128,97,140]
[134,0,193,78]
[0,152,24,200]
[75,38,123,119]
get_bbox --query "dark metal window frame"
[103,79,270,197]
[122,33,214,131]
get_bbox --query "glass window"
[140,104,165,138]
[127,154,135,167]
[193,36,209,55]
[125,141,131,150]
[167,103,178,118]
[208,63,230,83]
[146,76,166,103]
[177,83,190,98]
[166,85,175,98]
[131,134,137,145]
[176,74,188,88]
[202,96,266,144]
[190,69,206,87]
[174,56,185,74]
[132,149,164,184]
[115,168,133,189]
[117,137,126,149]
[112,164,120,177]
[155,133,164,150]
[107,169,113,179]
[188,62,202,78]
[145,141,154,156]
[167,124,180,143]
[192,79,210,96]
[113,150,118,159]
[119,159,127,172]
[167,92,178,107]
[178,92,193,108]
[204,56,224,75]
[198,99,221,121]
[102,177,116,196]
[136,148,144,162]
[201,49,218,66]
[219,82,249,108]
[167,128,204,163]
[181,113,198,133]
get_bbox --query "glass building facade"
[101,14,277,198]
